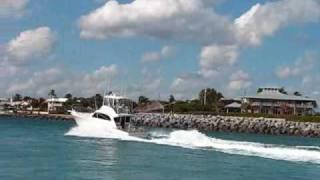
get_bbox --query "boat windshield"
[103,97,133,114]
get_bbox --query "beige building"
[223,88,318,116]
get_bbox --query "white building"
[47,98,68,114]
[0,98,10,114]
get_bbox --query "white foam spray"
[66,118,320,164]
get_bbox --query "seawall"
[132,113,320,137]
[0,113,74,121]
[2,112,320,137]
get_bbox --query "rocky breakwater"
[132,113,320,137]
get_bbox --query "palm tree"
[199,88,224,112]
[169,95,175,103]
[48,89,57,98]
[13,94,22,101]
[138,96,149,104]
[64,93,72,100]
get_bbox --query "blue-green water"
[0,117,320,180]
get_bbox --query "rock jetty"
[0,113,73,121]
[132,113,320,137]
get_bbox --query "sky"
[0,0,320,102]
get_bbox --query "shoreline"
[1,113,320,137]
[132,113,320,138]
[0,113,74,121]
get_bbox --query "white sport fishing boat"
[71,93,134,131]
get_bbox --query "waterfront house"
[10,101,31,112]
[241,88,317,115]
[47,98,68,114]
[0,98,10,114]
[222,88,318,116]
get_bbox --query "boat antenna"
[120,76,124,96]
[125,71,128,98]
[158,65,162,101]
[94,95,98,110]
[103,76,110,106]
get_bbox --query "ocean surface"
[0,117,320,180]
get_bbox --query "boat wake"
[66,119,320,164]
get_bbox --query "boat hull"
[71,110,118,129]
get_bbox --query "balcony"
[250,102,314,109]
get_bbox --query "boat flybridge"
[71,92,134,131]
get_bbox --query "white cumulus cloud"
[227,70,252,91]
[170,72,210,99]
[5,27,56,66]
[170,0,320,98]
[141,45,174,63]
[79,0,234,44]
[199,44,238,77]
[235,0,320,46]
[7,67,62,94]
[0,0,29,18]
[275,52,317,79]
[6,64,118,97]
